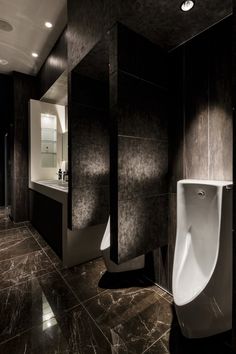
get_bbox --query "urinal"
[100,217,145,272]
[172,179,232,338]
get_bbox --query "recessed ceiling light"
[181,0,195,11]
[0,59,8,65]
[45,22,53,28]
[32,52,38,58]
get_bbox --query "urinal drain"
[197,189,206,199]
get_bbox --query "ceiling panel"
[0,0,67,75]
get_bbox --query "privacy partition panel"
[109,24,169,264]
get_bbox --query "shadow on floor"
[98,269,153,289]
[168,306,233,354]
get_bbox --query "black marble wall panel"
[168,48,184,193]
[11,72,38,222]
[232,1,236,350]
[208,20,232,181]
[163,17,232,294]
[182,18,232,182]
[37,28,67,98]
[184,34,209,180]
[67,0,116,71]
[0,74,13,206]
[70,72,109,230]
[110,25,168,264]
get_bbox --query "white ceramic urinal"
[100,217,145,272]
[172,179,232,338]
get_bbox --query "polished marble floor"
[0,208,233,353]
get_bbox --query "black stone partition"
[109,24,169,264]
[69,41,110,231]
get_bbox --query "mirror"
[41,114,57,168]
[62,131,68,162]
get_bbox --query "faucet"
[57,168,62,181]
[63,170,68,182]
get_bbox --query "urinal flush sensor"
[197,189,206,199]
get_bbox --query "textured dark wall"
[232,1,236,350]
[69,71,109,230]
[109,24,168,264]
[67,0,115,71]
[0,74,13,206]
[37,28,67,98]
[11,72,38,222]
[156,17,232,293]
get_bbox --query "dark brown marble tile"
[0,219,26,231]
[0,227,40,261]
[60,257,106,302]
[84,287,173,353]
[43,246,63,270]
[58,305,113,353]
[145,327,233,354]
[0,271,78,343]
[162,292,173,304]
[0,318,70,354]
[0,306,113,354]
[0,250,55,290]
[26,224,48,248]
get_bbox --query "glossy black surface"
[11,72,38,222]
[0,74,13,206]
[29,189,63,258]
[0,210,232,353]
[38,28,67,98]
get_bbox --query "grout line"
[143,275,173,304]
[82,289,108,305]
[0,303,79,347]
[0,247,44,265]
[118,134,168,142]
[26,225,115,349]
[119,69,168,91]
[0,225,28,233]
[168,13,232,53]
[0,268,57,294]
[142,328,171,353]
[55,270,113,347]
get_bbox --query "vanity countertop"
[36,180,68,193]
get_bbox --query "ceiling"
[0,0,67,75]
[116,0,232,50]
[0,0,232,79]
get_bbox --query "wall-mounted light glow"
[181,0,195,11]
[45,22,53,28]
[32,52,38,58]
[0,59,8,65]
